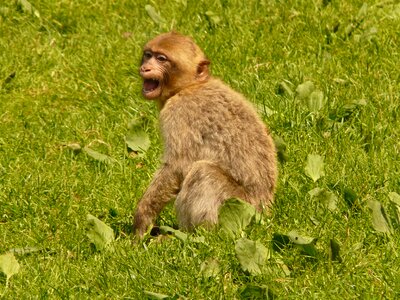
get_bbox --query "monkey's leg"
[175,160,245,230]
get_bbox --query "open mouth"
[143,79,160,94]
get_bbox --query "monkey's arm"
[133,164,180,236]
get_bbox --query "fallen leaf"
[175,0,187,7]
[125,129,150,155]
[0,253,20,282]
[277,81,294,96]
[144,291,169,299]
[308,188,338,212]
[65,143,82,154]
[3,72,16,85]
[218,198,256,237]
[304,154,325,182]
[287,230,314,245]
[240,284,277,299]
[17,0,41,18]
[295,81,315,100]
[8,247,54,256]
[388,192,400,206]
[287,230,318,257]
[145,5,166,25]
[356,3,368,20]
[273,135,288,163]
[235,238,269,275]
[205,11,221,25]
[330,239,342,262]
[388,192,400,225]
[367,200,391,234]
[159,226,187,242]
[83,147,115,164]
[200,258,220,278]
[343,186,359,209]
[307,90,325,112]
[86,214,115,251]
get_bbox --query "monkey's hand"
[133,207,153,237]
[133,164,181,237]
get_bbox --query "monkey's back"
[160,78,277,203]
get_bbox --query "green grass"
[1,0,400,298]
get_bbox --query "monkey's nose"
[140,66,151,73]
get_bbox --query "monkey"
[133,32,277,236]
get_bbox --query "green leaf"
[83,147,115,164]
[287,230,314,245]
[0,253,20,282]
[159,226,187,242]
[205,11,221,25]
[235,238,269,275]
[144,291,169,299]
[277,81,294,96]
[389,192,400,225]
[200,258,220,278]
[388,192,400,206]
[272,135,288,163]
[295,81,315,100]
[308,188,338,212]
[367,200,392,234]
[304,154,325,182]
[125,129,150,154]
[387,3,400,20]
[240,284,277,299]
[256,103,276,117]
[356,3,368,20]
[287,230,317,257]
[3,71,16,85]
[330,239,342,262]
[343,187,358,209]
[175,0,187,7]
[272,232,317,257]
[65,142,82,154]
[17,0,40,18]
[331,99,367,121]
[145,5,166,25]
[8,247,54,256]
[86,214,115,251]
[307,90,325,112]
[276,258,291,277]
[191,236,206,243]
[218,198,256,237]
[361,26,378,42]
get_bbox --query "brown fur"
[134,32,277,235]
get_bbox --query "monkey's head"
[140,32,210,102]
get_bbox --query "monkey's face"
[140,32,210,102]
[139,49,170,100]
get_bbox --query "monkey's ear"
[197,60,210,81]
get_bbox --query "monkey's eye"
[143,51,152,60]
[156,54,168,62]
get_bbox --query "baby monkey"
[133,32,277,236]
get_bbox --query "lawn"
[1,0,399,298]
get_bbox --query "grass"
[1,0,399,298]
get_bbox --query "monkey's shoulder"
[164,78,255,116]
[194,78,243,101]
